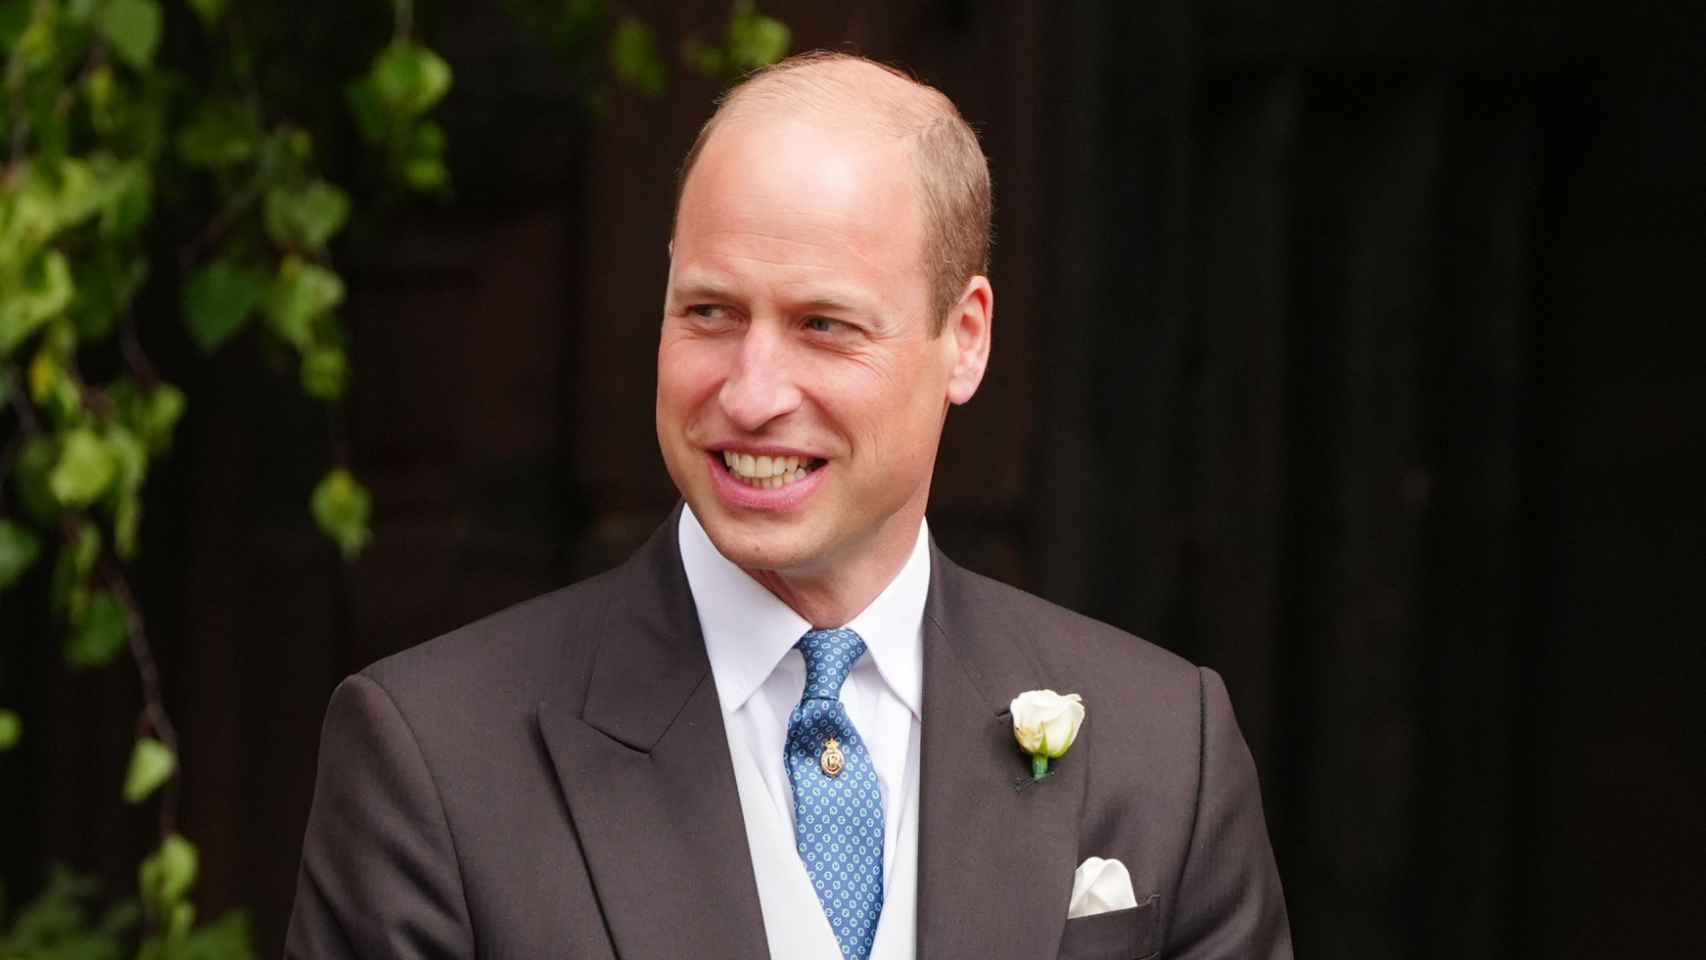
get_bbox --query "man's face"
[657,113,965,581]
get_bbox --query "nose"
[718,324,803,431]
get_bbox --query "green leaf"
[402,121,450,193]
[114,488,141,558]
[182,260,266,353]
[177,909,254,956]
[167,899,195,939]
[263,179,350,252]
[610,17,665,95]
[261,256,343,348]
[123,737,176,803]
[103,173,153,238]
[70,246,148,340]
[50,428,118,507]
[0,708,19,750]
[682,37,724,77]
[310,468,371,559]
[15,435,61,524]
[53,522,102,621]
[70,520,102,575]
[0,1,33,53]
[85,59,116,109]
[66,590,128,669]
[0,518,42,590]
[0,865,132,954]
[9,3,58,76]
[39,156,105,228]
[403,155,449,193]
[175,98,258,169]
[301,343,347,400]
[187,0,226,27]
[85,63,129,139]
[94,0,163,70]
[107,423,147,491]
[413,119,447,156]
[0,250,75,356]
[139,834,198,914]
[369,41,453,118]
[344,75,388,144]
[141,382,185,452]
[29,341,61,402]
[725,3,789,71]
[85,155,153,238]
[0,865,134,952]
[110,376,187,456]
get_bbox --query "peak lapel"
[536,512,769,960]
[915,548,1089,959]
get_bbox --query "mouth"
[715,449,827,489]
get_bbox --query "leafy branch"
[0,0,448,952]
[0,0,787,955]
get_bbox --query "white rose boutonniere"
[1010,689,1085,780]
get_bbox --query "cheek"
[657,337,727,415]
[823,353,946,464]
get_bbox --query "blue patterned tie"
[786,628,885,959]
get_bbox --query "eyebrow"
[668,280,740,305]
[668,277,879,319]
[796,294,872,316]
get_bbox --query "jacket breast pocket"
[1057,894,1159,960]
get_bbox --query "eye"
[682,304,742,330]
[804,315,841,334]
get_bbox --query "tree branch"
[106,560,180,840]
[394,0,415,41]
[176,175,265,273]
[120,312,160,391]
[5,87,28,174]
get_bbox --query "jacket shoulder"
[357,566,622,719]
[941,559,1201,694]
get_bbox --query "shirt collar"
[679,505,929,719]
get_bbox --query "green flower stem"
[1031,754,1050,780]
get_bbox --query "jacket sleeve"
[284,674,474,959]
[1166,667,1293,959]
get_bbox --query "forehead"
[674,113,927,290]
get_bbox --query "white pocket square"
[1067,856,1139,919]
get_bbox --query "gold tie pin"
[820,738,845,777]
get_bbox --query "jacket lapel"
[536,513,770,960]
[915,547,1089,959]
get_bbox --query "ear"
[942,275,993,406]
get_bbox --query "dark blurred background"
[6,1,1705,956]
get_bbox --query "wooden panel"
[1281,72,1442,956]
[1182,67,1301,785]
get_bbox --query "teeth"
[723,451,818,487]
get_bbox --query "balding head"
[675,52,991,334]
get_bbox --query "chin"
[695,508,819,573]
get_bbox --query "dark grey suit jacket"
[285,511,1290,959]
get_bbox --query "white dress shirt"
[679,505,925,960]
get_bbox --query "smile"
[719,450,825,489]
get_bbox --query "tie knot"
[796,628,866,701]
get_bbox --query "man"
[286,52,1290,959]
